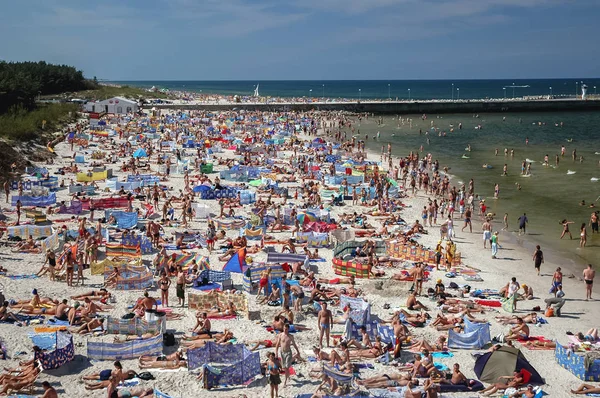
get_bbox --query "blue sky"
[0,0,598,80]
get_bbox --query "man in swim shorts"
[317,302,333,348]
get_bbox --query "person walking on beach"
[317,302,333,348]
[266,352,282,398]
[461,207,472,233]
[583,264,595,300]
[275,323,301,387]
[482,219,492,249]
[503,213,509,231]
[518,213,528,235]
[532,245,544,276]
[580,223,588,248]
[560,219,574,239]
[491,231,499,259]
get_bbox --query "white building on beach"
[84,97,138,114]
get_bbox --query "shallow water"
[358,111,600,269]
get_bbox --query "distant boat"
[253,84,260,97]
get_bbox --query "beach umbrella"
[297,212,317,225]
[388,178,399,187]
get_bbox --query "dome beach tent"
[132,148,148,158]
[474,346,543,384]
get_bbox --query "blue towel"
[431,351,454,358]
[434,362,449,371]
[28,333,56,350]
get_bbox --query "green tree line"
[0,60,96,113]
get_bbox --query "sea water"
[359,111,600,269]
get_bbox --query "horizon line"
[104,77,600,82]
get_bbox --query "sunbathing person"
[106,376,154,398]
[311,346,331,361]
[103,267,121,288]
[139,351,187,369]
[13,235,39,253]
[398,309,430,327]
[205,301,237,317]
[571,384,600,395]
[181,330,234,349]
[70,288,111,301]
[505,318,530,341]
[480,371,524,396]
[348,336,385,359]
[406,292,429,311]
[0,367,40,395]
[524,340,558,349]
[248,339,276,351]
[0,359,40,384]
[357,373,416,388]
[328,342,353,373]
[409,335,447,352]
[575,328,599,342]
[496,313,538,325]
[0,301,23,325]
[112,332,159,343]
[70,318,105,335]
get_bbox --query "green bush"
[0,103,78,140]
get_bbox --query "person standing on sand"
[590,211,598,234]
[532,245,544,276]
[551,267,563,297]
[518,213,528,235]
[482,219,492,249]
[317,302,333,348]
[580,223,588,248]
[491,231,499,259]
[583,264,595,300]
[275,323,301,387]
[176,265,185,307]
[502,213,509,231]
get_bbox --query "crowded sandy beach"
[0,106,598,398]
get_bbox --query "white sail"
[254,84,260,97]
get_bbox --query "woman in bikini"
[266,352,282,398]
[158,271,171,307]
[348,336,385,359]
[409,335,447,352]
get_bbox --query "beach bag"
[545,307,554,317]
[163,332,175,346]
[137,372,155,381]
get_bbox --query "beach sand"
[0,112,596,397]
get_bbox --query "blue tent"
[133,148,148,158]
